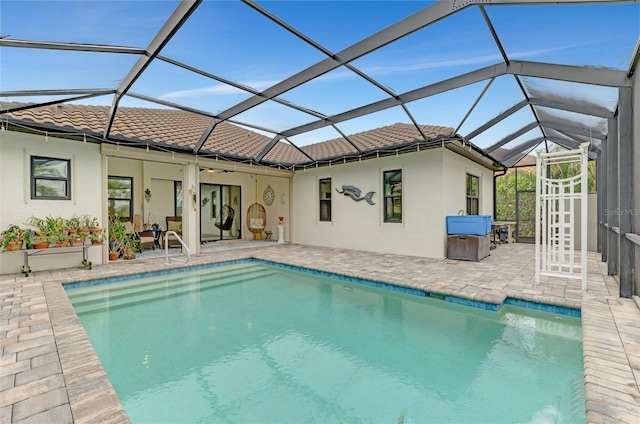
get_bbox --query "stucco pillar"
[183,163,200,255]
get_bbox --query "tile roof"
[299,123,456,164]
[1,102,461,167]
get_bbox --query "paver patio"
[1,242,639,423]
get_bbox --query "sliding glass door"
[200,184,241,242]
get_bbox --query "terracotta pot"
[109,251,119,261]
[72,238,85,246]
[90,239,103,245]
[91,227,103,234]
[5,241,23,251]
[32,242,50,249]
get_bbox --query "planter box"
[447,235,490,262]
[446,215,492,236]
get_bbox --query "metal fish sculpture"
[336,185,375,205]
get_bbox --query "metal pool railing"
[164,231,190,265]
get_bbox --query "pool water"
[67,262,585,423]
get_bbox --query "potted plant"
[64,215,87,245]
[30,234,51,249]
[25,216,52,249]
[50,225,67,247]
[90,216,103,234]
[121,234,139,260]
[87,231,105,245]
[1,225,28,251]
[109,214,138,260]
[65,215,80,237]
[76,214,94,236]
[26,216,47,235]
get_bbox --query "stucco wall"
[292,148,493,258]
[441,149,494,216]
[0,131,104,273]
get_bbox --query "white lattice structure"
[535,143,589,289]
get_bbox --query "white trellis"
[535,142,589,289]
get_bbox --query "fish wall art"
[336,185,375,205]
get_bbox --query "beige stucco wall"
[292,148,494,258]
[441,149,494,216]
[0,131,104,274]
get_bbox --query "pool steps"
[67,259,581,317]
[69,263,274,314]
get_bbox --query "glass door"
[200,184,241,242]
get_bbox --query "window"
[174,181,183,216]
[383,170,402,222]
[319,178,332,222]
[466,173,479,215]
[108,176,133,218]
[31,156,70,199]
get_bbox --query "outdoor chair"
[246,202,266,240]
[215,205,235,231]
[165,216,182,247]
[137,230,155,251]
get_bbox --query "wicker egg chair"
[246,202,266,240]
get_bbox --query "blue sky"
[1,1,638,148]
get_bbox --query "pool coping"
[2,243,639,423]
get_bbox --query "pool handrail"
[164,231,190,265]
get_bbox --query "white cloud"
[361,44,585,76]
[160,79,281,100]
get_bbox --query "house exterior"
[293,147,494,258]
[0,103,499,275]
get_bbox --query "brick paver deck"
[1,242,639,423]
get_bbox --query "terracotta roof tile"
[302,123,454,160]
[2,102,459,166]
[263,141,310,165]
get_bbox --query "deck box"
[446,215,492,236]
[447,234,490,262]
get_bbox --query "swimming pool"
[67,261,585,423]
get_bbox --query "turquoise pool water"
[67,262,585,423]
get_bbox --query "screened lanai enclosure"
[0,0,639,295]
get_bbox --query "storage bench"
[447,234,490,262]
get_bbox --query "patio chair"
[246,202,266,240]
[137,230,156,251]
[215,205,235,231]
[165,216,182,247]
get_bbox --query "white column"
[183,163,200,254]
